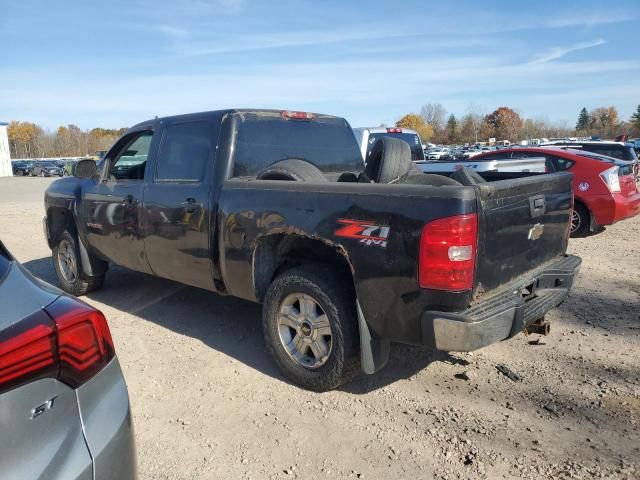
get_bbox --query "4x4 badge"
[335,219,390,248]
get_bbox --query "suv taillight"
[419,214,478,291]
[0,297,114,394]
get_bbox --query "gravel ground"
[1,176,638,480]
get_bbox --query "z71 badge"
[335,219,390,248]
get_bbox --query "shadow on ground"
[24,256,451,393]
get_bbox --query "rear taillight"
[386,127,402,133]
[599,166,621,193]
[419,213,478,291]
[281,110,316,120]
[46,296,115,387]
[0,297,114,394]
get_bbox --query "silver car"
[0,240,137,480]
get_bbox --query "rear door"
[141,117,217,290]
[473,172,573,293]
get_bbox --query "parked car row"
[10,159,86,177]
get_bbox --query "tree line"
[7,104,640,157]
[7,121,127,159]
[396,104,640,144]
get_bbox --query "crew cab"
[473,147,640,236]
[44,109,581,391]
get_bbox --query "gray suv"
[0,240,137,480]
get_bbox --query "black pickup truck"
[44,109,581,391]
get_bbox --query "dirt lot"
[1,176,638,479]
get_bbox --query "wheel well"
[573,198,591,220]
[47,207,75,247]
[253,234,355,302]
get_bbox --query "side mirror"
[73,159,98,179]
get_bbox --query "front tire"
[262,266,359,391]
[52,229,105,296]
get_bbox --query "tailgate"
[473,172,573,295]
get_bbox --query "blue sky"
[1,0,639,130]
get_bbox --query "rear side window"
[231,113,363,177]
[156,122,212,182]
[552,157,574,171]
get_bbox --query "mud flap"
[77,235,108,277]
[357,300,390,374]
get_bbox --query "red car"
[473,147,640,236]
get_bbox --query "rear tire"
[53,229,106,296]
[398,174,462,186]
[570,203,589,237]
[262,266,359,391]
[257,159,327,182]
[364,137,420,183]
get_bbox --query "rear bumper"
[421,255,581,352]
[589,192,640,226]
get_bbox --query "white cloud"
[156,24,190,39]
[529,38,606,64]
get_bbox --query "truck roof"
[131,109,345,129]
[354,126,419,135]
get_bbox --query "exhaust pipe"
[525,317,550,336]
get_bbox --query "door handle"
[122,194,135,206]
[180,198,202,213]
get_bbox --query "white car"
[463,147,495,159]
[426,148,450,160]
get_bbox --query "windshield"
[231,112,363,178]
[366,132,425,161]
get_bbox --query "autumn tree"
[7,121,43,158]
[484,107,523,141]
[7,120,126,158]
[576,107,590,131]
[589,106,619,137]
[395,113,434,141]
[420,103,447,142]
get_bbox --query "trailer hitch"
[524,317,550,336]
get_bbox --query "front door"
[82,130,155,273]
[141,118,217,289]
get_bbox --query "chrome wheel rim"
[277,293,332,369]
[57,239,78,283]
[571,210,580,233]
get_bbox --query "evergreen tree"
[446,114,458,143]
[631,105,640,131]
[576,107,590,131]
